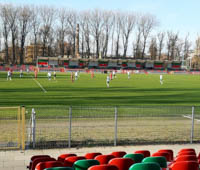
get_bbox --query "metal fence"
[21,105,200,149]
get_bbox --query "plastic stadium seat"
[177,151,196,156]
[158,149,174,161]
[64,156,85,167]
[57,154,77,162]
[35,161,64,170]
[178,148,195,153]
[142,156,167,169]
[88,164,119,170]
[169,161,199,170]
[31,157,56,170]
[129,162,161,170]
[73,159,100,170]
[152,152,171,162]
[134,150,150,158]
[123,154,144,163]
[28,155,51,170]
[85,152,102,159]
[110,151,126,158]
[109,158,134,170]
[175,155,197,162]
[95,155,115,164]
[44,167,74,170]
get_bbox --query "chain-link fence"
[22,106,200,149]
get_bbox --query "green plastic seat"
[45,167,74,170]
[73,159,99,170]
[142,156,167,168]
[123,154,144,163]
[129,162,160,170]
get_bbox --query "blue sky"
[2,0,200,41]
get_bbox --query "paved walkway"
[1,144,200,170]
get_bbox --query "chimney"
[75,24,80,58]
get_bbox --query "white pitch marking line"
[31,76,47,93]
[182,115,200,122]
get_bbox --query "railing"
[23,105,200,149]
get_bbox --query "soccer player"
[71,72,74,83]
[53,71,56,80]
[75,71,78,80]
[127,71,130,79]
[91,71,94,79]
[47,71,51,80]
[34,69,38,79]
[7,70,12,81]
[20,69,23,78]
[106,75,110,88]
[110,72,112,80]
[113,70,116,79]
[160,74,163,85]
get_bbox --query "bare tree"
[66,9,77,57]
[7,5,19,64]
[121,12,136,57]
[31,6,41,62]
[167,31,179,60]
[183,34,191,60]
[115,11,122,57]
[39,7,55,57]
[79,11,91,58]
[18,5,32,64]
[0,4,10,63]
[141,14,158,59]
[134,14,143,59]
[57,8,69,57]
[157,32,165,60]
[90,9,105,58]
[149,37,157,60]
[102,10,114,58]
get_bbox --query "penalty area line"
[31,76,47,93]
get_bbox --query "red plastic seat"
[152,152,171,162]
[57,154,77,162]
[170,161,199,170]
[95,155,115,164]
[158,149,174,161]
[109,158,134,170]
[110,151,126,158]
[64,156,85,167]
[85,152,102,159]
[88,164,119,170]
[178,148,195,153]
[177,151,196,156]
[35,161,64,170]
[134,150,150,158]
[31,157,56,170]
[28,155,50,170]
[175,155,197,162]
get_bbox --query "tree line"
[0,4,194,64]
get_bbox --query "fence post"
[68,106,72,148]
[190,106,195,144]
[21,106,26,150]
[114,106,118,146]
[31,108,36,148]
[17,106,21,149]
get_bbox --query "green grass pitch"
[0,71,200,107]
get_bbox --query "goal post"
[0,106,26,150]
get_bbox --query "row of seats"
[27,148,200,170]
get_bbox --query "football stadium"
[1,1,200,170]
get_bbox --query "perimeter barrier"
[1,105,200,150]
[18,105,200,149]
